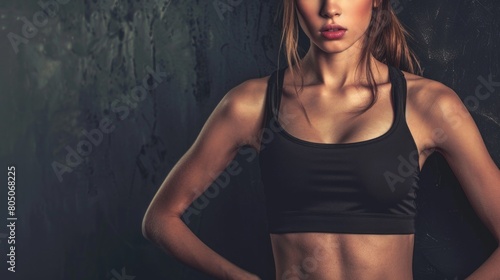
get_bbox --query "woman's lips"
[320,24,347,40]
[320,29,346,40]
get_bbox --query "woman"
[142,0,500,279]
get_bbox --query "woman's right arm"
[141,78,266,280]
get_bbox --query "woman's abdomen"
[270,232,414,280]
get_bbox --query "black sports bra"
[258,65,420,234]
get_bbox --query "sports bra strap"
[389,65,408,117]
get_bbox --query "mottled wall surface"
[0,0,498,279]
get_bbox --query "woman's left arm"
[425,83,500,279]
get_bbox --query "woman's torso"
[243,63,436,279]
[270,232,414,280]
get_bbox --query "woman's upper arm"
[143,79,266,223]
[424,82,500,242]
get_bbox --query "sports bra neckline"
[271,65,405,148]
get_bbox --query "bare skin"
[249,59,499,280]
[270,232,414,280]
[143,0,500,279]
[255,62,434,280]
[141,62,500,279]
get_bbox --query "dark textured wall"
[0,0,498,279]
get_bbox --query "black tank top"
[258,65,420,234]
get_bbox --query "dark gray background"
[0,0,498,279]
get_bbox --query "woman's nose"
[320,1,342,18]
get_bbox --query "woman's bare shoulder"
[216,74,271,148]
[220,74,271,126]
[401,70,460,114]
[225,75,270,106]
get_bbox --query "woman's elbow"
[141,210,160,242]
[141,210,179,242]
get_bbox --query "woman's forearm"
[143,216,258,280]
[465,246,500,280]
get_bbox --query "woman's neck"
[297,45,385,90]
